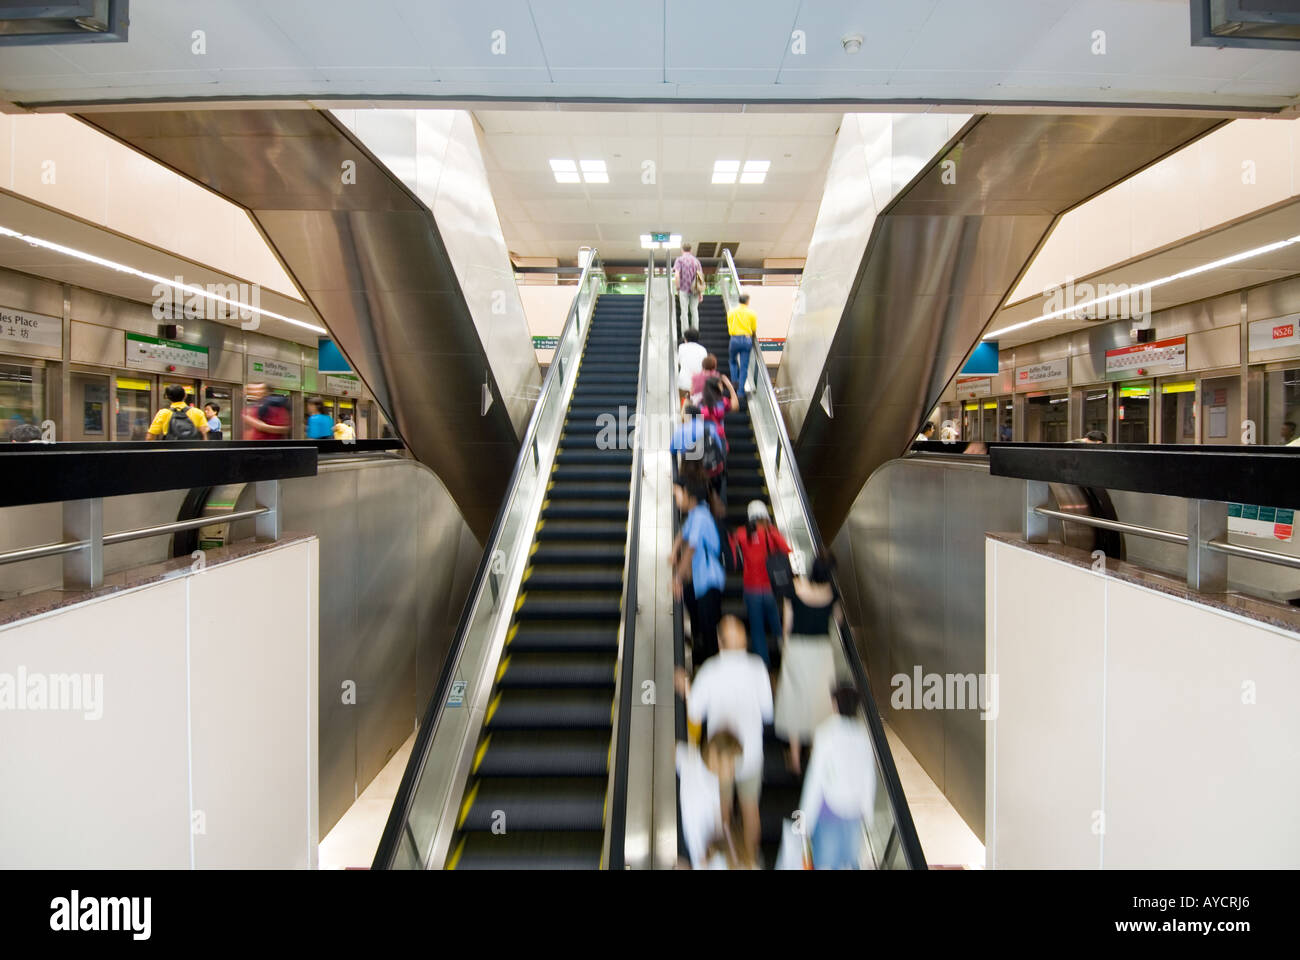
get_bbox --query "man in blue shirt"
[672,481,726,667]
[305,397,335,440]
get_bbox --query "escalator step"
[496,652,616,689]
[486,687,614,730]
[523,566,623,590]
[508,623,620,653]
[516,594,621,620]
[458,777,607,832]
[450,831,603,870]
[544,482,630,501]
[541,501,628,520]
[535,519,627,540]
[472,730,611,778]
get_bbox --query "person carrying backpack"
[242,382,292,440]
[147,385,208,441]
[732,501,792,669]
[671,480,725,668]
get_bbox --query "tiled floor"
[883,724,985,869]
[318,733,416,870]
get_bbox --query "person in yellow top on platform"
[726,292,758,400]
[147,384,209,441]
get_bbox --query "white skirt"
[774,636,835,742]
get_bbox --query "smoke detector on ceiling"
[841,34,863,54]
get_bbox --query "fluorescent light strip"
[984,234,1300,340]
[0,225,328,334]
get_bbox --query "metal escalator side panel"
[780,114,1223,538]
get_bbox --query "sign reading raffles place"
[1105,336,1186,380]
[125,332,209,374]
[324,374,362,397]
[1014,358,1069,390]
[247,355,301,390]
[1247,314,1300,354]
[955,376,992,398]
[0,306,62,355]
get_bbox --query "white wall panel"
[987,538,1300,869]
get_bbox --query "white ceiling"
[987,199,1300,348]
[1,0,1297,111]
[474,110,840,264]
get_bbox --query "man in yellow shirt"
[147,384,209,440]
[726,292,758,399]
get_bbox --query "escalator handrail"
[605,252,654,868]
[372,249,604,869]
[720,249,928,870]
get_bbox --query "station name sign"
[125,332,209,374]
[1015,358,1068,390]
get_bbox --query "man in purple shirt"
[673,242,702,333]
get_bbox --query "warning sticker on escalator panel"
[447,680,467,707]
[1228,503,1295,543]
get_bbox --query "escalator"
[671,258,927,871]
[446,293,645,869]
[694,294,802,867]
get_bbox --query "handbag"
[691,268,705,295]
[763,527,794,599]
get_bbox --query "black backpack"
[717,519,743,575]
[164,405,201,441]
[762,528,795,599]
[699,423,726,477]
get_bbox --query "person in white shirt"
[915,421,935,442]
[677,328,707,403]
[675,730,742,869]
[679,615,773,864]
[798,683,878,869]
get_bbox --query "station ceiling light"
[0,224,328,334]
[579,160,608,184]
[740,160,770,184]
[712,160,740,184]
[984,233,1300,340]
[549,158,580,183]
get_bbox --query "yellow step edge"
[446,835,467,871]
[514,592,527,612]
[485,691,503,726]
[506,623,519,646]
[472,735,492,774]
[456,781,480,831]
[495,655,512,683]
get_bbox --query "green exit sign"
[650,232,671,243]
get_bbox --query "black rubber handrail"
[371,251,604,869]
[605,252,653,869]
[720,250,928,870]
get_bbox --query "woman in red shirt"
[732,500,790,669]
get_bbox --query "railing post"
[1025,480,1050,543]
[254,479,281,541]
[1187,498,1228,593]
[63,498,103,589]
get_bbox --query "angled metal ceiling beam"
[82,108,524,539]
[785,113,1223,537]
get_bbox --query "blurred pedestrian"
[799,683,878,870]
[676,730,743,870]
[677,329,707,405]
[732,500,791,669]
[726,292,757,398]
[673,242,703,333]
[775,553,844,775]
[671,481,725,666]
[681,615,772,865]
[242,383,291,440]
[305,398,334,439]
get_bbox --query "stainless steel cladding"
[81,109,538,539]
[783,114,1221,537]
